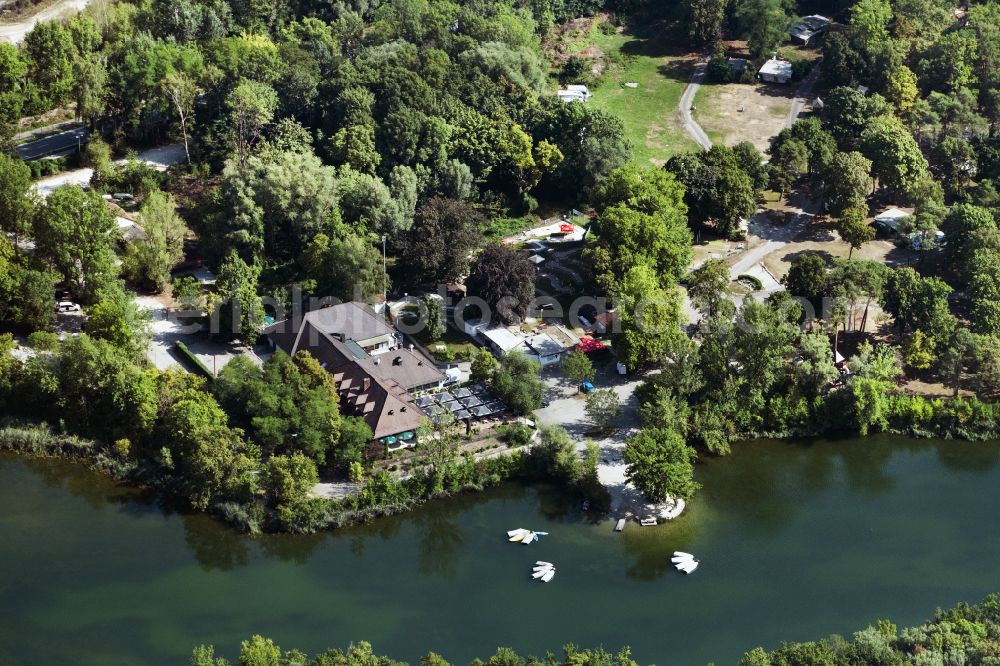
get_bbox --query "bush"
[737,273,763,290]
[791,60,813,81]
[497,423,534,447]
[707,55,733,83]
[26,331,59,350]
[174,341,214,378]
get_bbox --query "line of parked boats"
[507,528,548,545]
[532,561,556,582]
[507,530,700,583]
[672,551,699,574]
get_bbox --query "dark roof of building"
[358,348,446,391]
[266,305,440,439]
[305,303,395,346]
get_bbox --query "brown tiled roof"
[266,307,429,439]
[357,348,445,391]
[264,302,395,347]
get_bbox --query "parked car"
[580,381,595,394]
[55,301,81,312]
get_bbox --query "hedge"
[737,273,764,291]
[174,341,214,379]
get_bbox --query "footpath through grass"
[555,13,699,166]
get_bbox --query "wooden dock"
[614,518,626,532]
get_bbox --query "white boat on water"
[672,551,693,559]
[676,560,699,574]
[507,528,529,538]
[540,569,556,582]
[671,555,693,563]
[520,530,549,545]
[535,561,552,567]
[532,569,549,579]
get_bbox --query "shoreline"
[2,415,998,535]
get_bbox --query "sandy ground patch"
[761,218,908,282]
[695,82,797,153]
[900,379,974,399]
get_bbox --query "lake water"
[2,436,999,665]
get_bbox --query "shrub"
[737,273,763,290]
[26,331,59,350]
[174,341,214,378]
[707,55,733,83]
[497,423,534,448]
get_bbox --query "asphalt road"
[678,59,713,151]
[15,127,90,160]
[0,0,90,44]
[785,62,823,129]
[32,142,186,197]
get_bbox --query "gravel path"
[678,59,713,151]
[0,0,90,43]
[785,62,822,129]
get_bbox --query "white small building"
[758,59,793,84]
[557,84,591,103]
[480,326,528,357]
[462,317,487,338]
[873,208,911,233]
[524,332,566,367]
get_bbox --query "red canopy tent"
[576,336,606,354]
[559,222,575,234]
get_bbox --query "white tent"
[873,208,911,232]
[758,58,792,84]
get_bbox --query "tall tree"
[301,226,387,303]
[162,71,197,164]
[23,21,75,109]
[0,153,35,254]
[823,152,872,216]
[837,208,875,260]
[687,258,730,318]
[32,186,118,303]
[614,264,685,370]
[860,115,931,200]
[623,428,700,502]
[228,80,278,173]
[685,0,727,45]
[213,251,264,345]
[123,190,189,291]
[403,198,484,285]
[735,0,790,59]
[466,245,536,325]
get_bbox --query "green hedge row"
[174,341,214,379]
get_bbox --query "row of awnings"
[380,431,415,446]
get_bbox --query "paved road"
[535,363,652,516]
[15,127,89,160]
[32,142,186,197]
[785,62,822,129]
[0,0,90,43]
[678,60,713,151]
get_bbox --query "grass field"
[550,14,700,166]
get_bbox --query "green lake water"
[2,436,1000,665]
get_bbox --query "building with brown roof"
[264,303,446,447]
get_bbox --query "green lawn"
[559,18,699,166]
